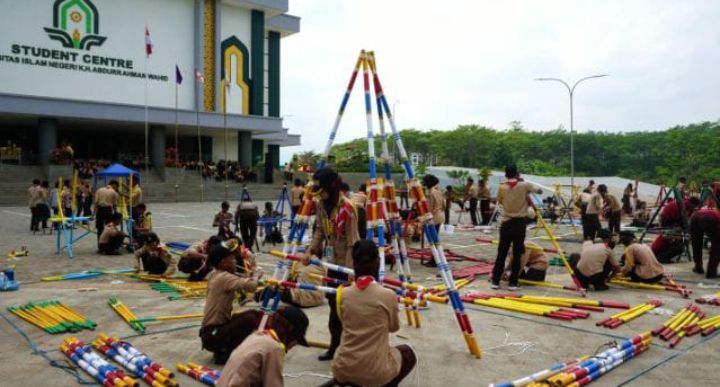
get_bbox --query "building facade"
[0,0,300,169]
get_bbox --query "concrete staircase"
[0,165,287,206]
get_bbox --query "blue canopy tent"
[93,163,140,189]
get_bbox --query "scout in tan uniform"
[133,232,175,276]
[618,231,665,283]
[585,186,604,241]
[571,230,621,291]
[598,184,622,234]
[421,174,446,268]
[301,167,359,361]
[217,306,309,387]
[213,201,236,240]
[478,179,492,225]
[98,213,126,255]
[94,180,119,242]
[332,240,417,387]
[199,244,260,364]
[491,164,543,290]
[464,177,479,226]
[505,246,549,282]
[178,236,223,281]
[290,179,305,219]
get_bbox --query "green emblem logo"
[44,0,106,50]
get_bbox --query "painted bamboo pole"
[596,300,662,329]
[177,363,219,386]
[534,211,585,294]
[609,277,691,297]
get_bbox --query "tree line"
[323,121,720,186]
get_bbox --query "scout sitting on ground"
[331,240,417,387]
[618,230,666,284]
[131,203,152,250]
[98,213,126,255]
[213,201,236,241]
[177,236,223,281]
[133,232,176,276]
[200,243,261,364]
[570,230,621,291]
[504,245,549,282]
[217,306,309,387]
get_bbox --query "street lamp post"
[535,75,607,188]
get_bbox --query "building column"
[38,118,57,166]
[250,10,265,115]
[268,144,280,169]
[268,31,281,117]
[150,125,166,170]
[239,131,252,167]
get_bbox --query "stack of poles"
[132,313,205,325]
[462,294,591,321]
[609,277,692,298]
[60,337,138,387]
[8,300,96,333]
[490,332,652,387]
[652,304,705,347]
[257,179,316,331]
[109,297,145,333]
[465,293,629,311]
[177,362,221,386]
[696,291,720,305]
[685,313,720,336]
[596,300,663,329]
[366,49,480,358]
[94,334,176,386]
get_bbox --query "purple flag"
[175,65,183,85]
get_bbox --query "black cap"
[208,244,232,268]
[278,306,309,346]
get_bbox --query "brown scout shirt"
[202,271,258,327]
[94,186,119,208]
[507,249,549,272]
[428,185,446,225]
[332,282,401,386]
[309,196,360,268]
[496,180,542,221]
[98,223,123,244]
[133,245,176,276]
[586,192,603,215]
[290,186,304,207]
[577,241,620,277]
[28,185,46,208]
[622,243,665,279]
[478,184,491,200]
[290,264,326,307]
[217,332,284,387]
[604,193,622,212]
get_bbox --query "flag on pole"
[145,27,153,57]
[195,70,205,84]
[175,65,183,85]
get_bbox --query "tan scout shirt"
[94,186,119,208]
[604,193,622,212]
[507,249,549,272]
[98,223,123,244]
[28,185,46,208]
[586,192,603,215]
[428,185,446,225]
[290,264,326,307]
[309,196,360,268]
[622,243,665,279]
[332,282,401,386]
[202,271,258,327]
[577,241,620,277]
[217,332,284,387]
[134,245,176,276]
[496,180,542,221]
[130,185,143,205]
[478,185,491,200]
[290,186,304,207]
[466,185,479,199]
[350,192,367,209]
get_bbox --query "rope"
[0,311,95,385]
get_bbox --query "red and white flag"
[195,70,205,84]
[145,27,153,57]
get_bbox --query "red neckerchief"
[507,178,519,189]
[356,276,374,290]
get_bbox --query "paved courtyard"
[0,201,718,386]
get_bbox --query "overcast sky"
[279,0,720,161]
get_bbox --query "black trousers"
[608,210,621,234]
[95,206,113,241]
[326,269,347,354]
[237,212,258,251]
[444,200,451,225]
[492,217,527,285]
[139,253,169,275]
[357,207,367,239]
[576,263,613,291]
[199,310,261,355]
[30,207,39,231]
[480,199,491,225]
[469,198,478,226]
[585,214,601,240]
[98,235,124,254]
[690,212,720,276]
[629,270,664,284]
[521,267,546,282]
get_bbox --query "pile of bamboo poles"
[652,304,705,347]
[150,281,209,300]
[60,337,138,387]
[177,362,221,386]
[94,334,177,387]
[609,277,691,298]
[109,297,145,333]
[596,300,663,329]
[684,313,720,337]
[490,332,652,387]
[696,291,720,306]
[8,300,96,333]
[462,294,592,321]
